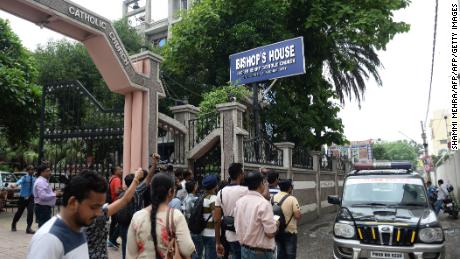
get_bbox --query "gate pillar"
[217,102,248,179]
[123,52,165,175]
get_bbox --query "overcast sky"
[0,0,453,145]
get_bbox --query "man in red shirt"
[108,166,122,248]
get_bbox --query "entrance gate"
[1,0,166,176]
[38,81,124,180]
[193,143,221,182]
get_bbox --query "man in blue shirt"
[11,165,36,234]
[426,181,437,208]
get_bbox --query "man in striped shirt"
[267,171,280,202]
[199,175,218,259]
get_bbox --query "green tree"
[33,17,149,109]
[198,84,250,116]
[0,18,41,145]
[372,140,421,166]
[265,77,348,149]
[163,0,410,103]
[162,0,409,148]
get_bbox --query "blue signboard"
[229,37,306,85]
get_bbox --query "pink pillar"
[141,90,149,169]
[130,91,143,172]
[123,94,133,176]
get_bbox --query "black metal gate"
[193,143,221,183]
[38,81,124,181]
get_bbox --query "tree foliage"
[372,140,421,166]
[162,0,409,148]
[198,84,250,117]
[0,18,41,145]
[33,17,150,109]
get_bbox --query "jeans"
[203,236,217,259]
[192,235,217,259]
[109,215,119,244]
[276,232,297,259]
[241,246,274,259]
[192,234,204,259]
[435,200,444,214]
[229,241,242,259]
[120,224,129,259]
[12,196,34,229]
[35,204,52,228]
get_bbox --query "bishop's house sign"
[229,37,306,85]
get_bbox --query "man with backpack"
[184,180,198,220]
[267,171,280,202]
[188,175,218,259]
[272,179,301,259]
[214,163,248,259]
[117,155,159,259]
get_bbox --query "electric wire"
[424,0,439,126]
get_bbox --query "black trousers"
[109,214,120,243]
[12,196,34,228]
[35,204,52,228]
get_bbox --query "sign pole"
[252,83,260,161]
[252,83,260,140]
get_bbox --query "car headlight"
[419,227,444,243]
[334,222,355,238]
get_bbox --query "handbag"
[220,189,236,232]
[166,208,189,259]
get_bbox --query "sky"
[0,0,454,145]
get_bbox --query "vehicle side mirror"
[328,195,341,205]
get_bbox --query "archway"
[0,0,165,175]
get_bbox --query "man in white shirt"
[214,163,248,259]
[434,179,448,214]
[27,170,107,259]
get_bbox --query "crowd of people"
[9,153,302,259]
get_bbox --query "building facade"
[429,109,455,155]
[122,0,194,47]
[328,139,374,162]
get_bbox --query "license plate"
[447,203,453,207]
[370,251,403,258]
[14,193,20,197]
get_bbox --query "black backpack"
[273,194,293,235]
[187,194,212,234]
[116,190,138,226]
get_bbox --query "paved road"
[297,212,460,259]
[1,208,460,258]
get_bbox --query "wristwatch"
[102,203,109,214]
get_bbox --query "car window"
[1,173,17,183]
[342,178,427,207]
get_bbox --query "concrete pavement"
[0,208,121,259]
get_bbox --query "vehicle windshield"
[342,177,428,207]
[1,173,17,183]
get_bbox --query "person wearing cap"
[11,165,36,234]
[273,179,301,259]
[197,174,218,259]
